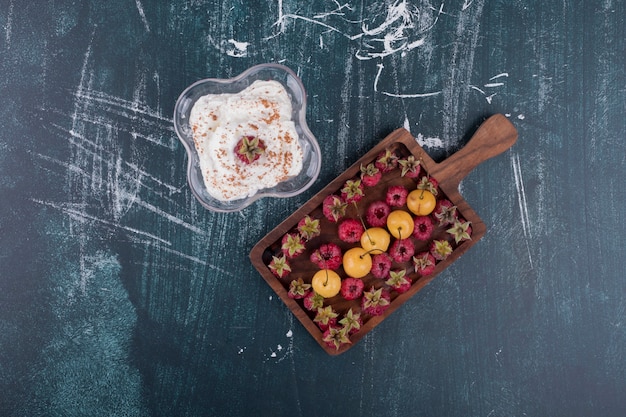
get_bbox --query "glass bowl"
[173,63,322,212]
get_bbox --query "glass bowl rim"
[173,63,321,213]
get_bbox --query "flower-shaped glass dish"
[173,63,322,212]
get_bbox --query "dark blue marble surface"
[1,1,625,416]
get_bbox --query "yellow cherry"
[311,269,342,298]
[360,227,391,254]
[407,189,436,216]
[342,247,372,278]
[386,210,414,240]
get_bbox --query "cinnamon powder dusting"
[189,80,304,201]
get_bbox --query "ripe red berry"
[389,238,415,263]
[310,243,343,270]
[365,200,390,227]
[337,218,364,243]
[412,215,434,240]
[360,163,382,187]
[234,136,265,164]
[340,278,364,300]
[386,185,408,207]
[322,194,347,223]
[413,251,436,276]
[371,253,392,279]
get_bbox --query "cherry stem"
[324,269,329,286]
[360,248,378,259]
[353,201,373,245]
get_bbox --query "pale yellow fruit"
[360,227,391,254]
[407,189,436,216]
[311,269,341,298]
[342,247,372,278]
[386,210,415,240]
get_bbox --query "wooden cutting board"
[250,114,518,355]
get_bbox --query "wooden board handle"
[429,114,518,190]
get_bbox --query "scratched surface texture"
[1,0,625,416]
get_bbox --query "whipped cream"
[189,80,304,202]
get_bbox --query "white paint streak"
[48,123,182,204]
[374,62,441,98]
[470,70,508,103]
[135,0,150,32]
[73,89,174,128]
[269,1,444,99]
[415,133,445,149]
[67,33,97,294]
[32,199,171,246]
[272,12,362,41]
[226,39,250,57]
[470,85,486,95]
[442,0,485,144]
[71,33,95,135]
[314,1,354,19]
[403,116,411,132]
[356,1,441,60]
[373,63,384,92]
[361,4,408,36]
[4,0,13,48]
[131,197,207,236]
[36,34,208,283]
[511,153,534,268]
[156,246,209,267]
[489,72,509,80]
[381,90,442,99]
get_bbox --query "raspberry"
[268,254,291,278]
[360,163,382,187]
[375,149,398,172]
[399,155,421,178]
[322,194,347,223]
[386,269,412,294]
[288,278,311,299]
[386,185,408,207]
[447,219,472,243]
[234,136,265,164]
[340,278,364,300]
[389,238,415,263]
[433,199,457,226]
[417,175,438,195]
[413,251,436,276]
[339,308,362,335]
[281,233,305,258]
[412,215,434,240]
[303,291,325,311]
[314,306,339,331]
[361,287,391,316]
[341,179,364,204]
[322,326,351,351]
[371,253,392,279]
[297,215,321,241]
[430,239,453,261]
[337,218,364,243]
[310,243,343,270]
[365,200,390,227]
